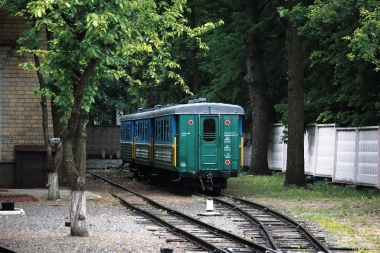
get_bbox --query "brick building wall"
[0,10,121,187]
[0,10,53,187]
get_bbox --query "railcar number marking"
[224,132,238,137]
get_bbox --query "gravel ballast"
[0,193,175,252]
[0,159,244,253]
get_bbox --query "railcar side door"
[199,116,220,170]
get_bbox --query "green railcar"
[120,99,244,194]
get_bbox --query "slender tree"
[13,7,64,199]
[35,53,63,200]
[283,0,306,187]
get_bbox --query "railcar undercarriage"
[127,162,229,194]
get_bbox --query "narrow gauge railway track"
[88,172,278,253]
[195,193,332,253]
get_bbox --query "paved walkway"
[1,188,102,200]
[0,159,124,202]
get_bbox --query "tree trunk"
[70,190,88,236]
[69,110,89,236]
[242,0,271,175]
[52,103,69,186]
[47,172,60,200]
[61,59,97,237]
[34,52,62,200]
[284,0,306,187]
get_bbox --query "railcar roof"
[120,102,244,121]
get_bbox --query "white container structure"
[244,124,380,188]
[312,124,337,177]
[267,124,287,172]
[334,127,380,188]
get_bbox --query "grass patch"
[226,172,379,201]
[224,172,380,252]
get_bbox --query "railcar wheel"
[183,179,196,192]
[212,186,221,195]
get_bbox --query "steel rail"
[0,246,17,253]
[220,194,332,253]
[111,192,229,253]
[196,193,279,250]
[88,172,279,253]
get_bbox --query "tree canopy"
[4,0,380,192]
[9,0,220,236]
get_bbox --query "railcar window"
[135,122,140,141]
[167,118,172,141]
[203,119,216,142]
[125,123,132,141]
[164,119,168,141]
[121,122,133,141]
[156,120,161,141]
[155,117,172,142]
[120,124,125,140]
[135,121,150,142]
[143,121,148,140]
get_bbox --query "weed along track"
[87,171,354,253]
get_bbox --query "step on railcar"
[120,99,245,194]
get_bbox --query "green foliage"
[345,5,380,71]
[297,0,380,126]
[89,79,140,125]
[277,3,308,27]
[9,0,380,130]
[14,0,208,120]
[186,0,287,131]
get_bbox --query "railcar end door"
[199,116,219,170]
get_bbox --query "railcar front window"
[203,119,216,142]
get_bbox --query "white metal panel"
[244,146,251,167]
[268,124,287,171]
[334,129,356,183]
[304,125,316,175]
[356,128,379,187]
[314,125,336,177]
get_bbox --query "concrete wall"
[86,126,120,158]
